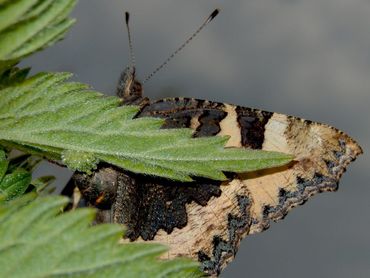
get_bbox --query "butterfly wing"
[65,97,362,276]
[134,97,362,274]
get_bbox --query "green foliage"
[0,66,30,89]
[0,73,293,181]
[0,149,53,202]
[62,150,99,173]
[0,149,31,201]
[0,149,8,178]
[0,0,76,70]
[0,195,202,278]
[0,167,31,201]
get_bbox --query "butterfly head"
[116,66,143,104]
[116,9,220,104]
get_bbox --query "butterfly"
[63,10,363,276]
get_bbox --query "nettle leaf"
[0,72,293,181]
[0,149,8,181]
[0,149,54,202]
[0,67,30,89]
[0,0,76,65]
[0,150,31,201]
[0,168,31,201]
[62,150,99,173]
[0,195,201,278]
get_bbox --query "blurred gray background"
[22,0,369,277]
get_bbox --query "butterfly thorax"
[116,67,144,105]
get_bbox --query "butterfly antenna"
[143,9,220,84]
[125,12,136,69]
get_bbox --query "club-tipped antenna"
[143,9,220,84]
[125,12,136,69]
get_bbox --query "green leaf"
[0,149,8,182]
[0,66,30,89]
[0,149,46,202]
[0,72,293,181]
[0,195,202,277]
[0,0,40,32]
[62,150,99,173]
[0,168,31,201]
[0,0,76,63]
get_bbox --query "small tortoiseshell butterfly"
[63,10,362,276]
